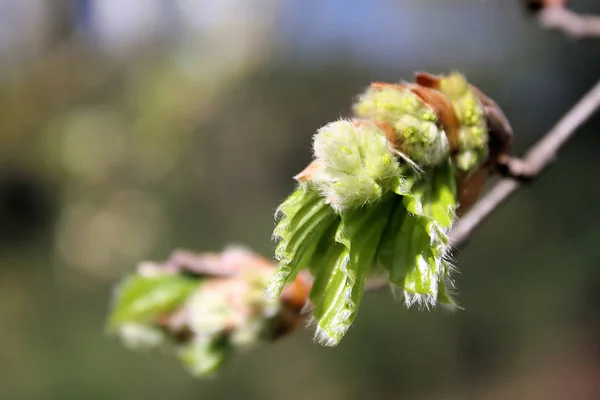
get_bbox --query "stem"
[449,80,600,247]
[365,80,600,293]
[538,6,600,39]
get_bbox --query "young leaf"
[382,160,457,307]
[109,273,199,329]
[404,160,456,230]
[437,73,489,172]
[312,194,396,346]
[307,222,346,303]
[267,186,337,298]
[436,260,460,310]
[353,84,449,166]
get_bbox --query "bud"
[108,247,311,377]
[268,75,470,346]
[353,84,450,166]
[393,114,449,167]
[377,160,458,310]
[436,73,489,172]
[311,120,401,210]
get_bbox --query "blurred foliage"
[107,247,311,378]
[0,0,599,399]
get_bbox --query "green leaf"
[386,213,429,284]
[267,186,337,298]
[401,159,456,230]
[307,222,345,302]
[380,204,440,307]
[397,217,440,307]
[382,160,458,308]
[436,260,460,310]
[109,273,199,329]
[270,124,460,346]
[310,246,349,346]
[389,164,420,196]
[312,194,396,346]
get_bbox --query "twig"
[140,81,600,351]
[535,5,600,39]
[148,78,600,339]
[365,80,600,293]
[162,83,600,302]
[449,80,600,246]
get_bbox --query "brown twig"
[365,80,600,292]
[527,2,600,39]
[147,80,600,348]
[166,82,600,299]
[449,80,600,247]
[539,7,600,39]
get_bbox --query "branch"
[366,80,600,292]
[526,1,600,39]
[109,79,600,378]
[450,80,600,246]
[156,82,600,297]
[539,7,600,39]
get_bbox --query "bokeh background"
[1,1,599,399]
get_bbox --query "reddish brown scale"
[414,72,442,88]
[469,85,514,168]
[351,118,404,154]
[294,159,323,183]
[408,84,461,151]
[272,272,313,340]
[414,72,514,215]
[370,81,403,90]
[299,74,514,216]
[415,72,514,168]
[455,168,489,217]
[463,87,513,214]
[280,272,312,312]
[372,120,401,150]
[370,81,461,152]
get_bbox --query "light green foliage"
[394,114,449,166]
[312,194,397,345]
[269,159,458,345]
[438,73,489,172]
[109,273,200,329]
[107,71,492,375]
[353,86,449,166]
[267,187,338,297]
[187,271,281,348]
[311,120,401,210]
[353,85,435,122]
[178,269,281,376]
[381,161,458,309]
[109,254,285,377]
[269,190,399,346]
[269,76,483,345]
[269,143,460,346]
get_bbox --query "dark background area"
[0,1,599,399]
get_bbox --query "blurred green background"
[1,1,599,399]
